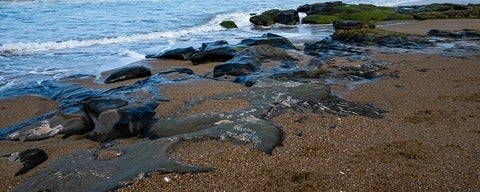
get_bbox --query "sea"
[0,0,477,91]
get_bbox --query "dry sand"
[0,20,479,191]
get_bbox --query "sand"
[118,54,480,192]
[1,19,479,191]
[378,19,480,35]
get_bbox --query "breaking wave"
[0,11,251,55]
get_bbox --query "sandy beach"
[1,19,479,191]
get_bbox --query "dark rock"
[190,40,236,64]
[94,102,157,142]
[273,9,299,25]
[249,9,279,26]
[332,24,432,48]
[147,114,223,138]
[85,97,128,116]
[104,65,152,84]
[14,149,48,176]
[412,8,480,20]
[333,20,376,30]
[220,20,238,29]
[428,29,480,38]
[12,138,210,192]
[396,3,472,14]
[314,97,385,119]
[214,63,258,78]
[305,2,342,15]
[146,47,198,60]
[238,33,296,50]
[5,108,94,141]
[297,4,311,13]
[214,45,296,78]
[303,38,354,56]
[157,67,195,75]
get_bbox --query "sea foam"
[0,12,251,56]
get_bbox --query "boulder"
[249,9,279,26]
[238,33,296,50]
[104,65,151,84]
[273,9,299,25]
[190,40,236,64]
[305,2,342,15]
[145,47,197,60]
[93,102,157,142]
[220,20,238,29]
[250,9,299,26]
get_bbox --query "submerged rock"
[220,20,238,29]
[104,65,152,84]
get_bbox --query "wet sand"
[1,19,479,191]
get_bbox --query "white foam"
[0,12,252,55]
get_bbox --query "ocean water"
[0,0,477,90]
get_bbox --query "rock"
[5,109,94,141]
[396,3,471,14]
[85,97,128,116]
[12,138,210,192]
[185,118,283,154]
[302,15,339,24]
[238,33,296,50]
[249,9,279,26]
[333,20,376,30]
[412,8,480,20]
[93,102,157,142]
[220,20,238,29]
[104,65,151,84]
[147,114,223,139]
[145,47,198,60]
[298,2,408,23]
[273,9,299,25]
[213,63,258,78]
[428,29,480,38]
[213,45,296,78]
[302,2,342,15]
[14,149,48,176]
[250,9,299,26]
[190,40,236,64]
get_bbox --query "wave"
[0,11,252,55]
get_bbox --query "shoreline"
[1,18,480,191]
